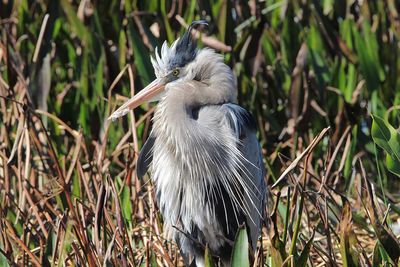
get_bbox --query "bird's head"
[109,20,236,120]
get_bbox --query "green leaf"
[127,20,154,85]
[371,114,400,177]
[150,247,157,267]
[270,234,286,267]
[204,245,215,267]
[386,154,400,177]
[94,51,105,110]
[297,231,314,267]
[231,226,250,267]
[372,241,382,267]
[121,186,132,222]
[0,241,9,267]
[353,21,384,93]
[60,0,90,45]
[371,114,392,153]
[160,1,174,43]
[72,172,81,199]
[118,30,127,68]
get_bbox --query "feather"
[131,35,266,266]
[137,134,155,178]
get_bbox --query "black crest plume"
[171,20,208,68]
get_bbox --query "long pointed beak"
[108,78,165,121]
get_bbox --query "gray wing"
[137,133,155,178]
[222,103,267,250]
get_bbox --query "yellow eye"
[172,69,180,76]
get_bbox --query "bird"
[109,21,266,267]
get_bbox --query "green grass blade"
[231,226,250,267]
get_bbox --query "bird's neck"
[153,85,198,138]
[152,58,237,146]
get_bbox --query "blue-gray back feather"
[137,134,155,178]
[220,103,266,249]
[222,103,256,136]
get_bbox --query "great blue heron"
[109,21,266,266]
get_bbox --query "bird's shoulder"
[136,133,155,178]
[220,103,257,133]
[197,103,257,138]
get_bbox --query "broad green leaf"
[371,114,392,153]
[371,114,400,177]
[386,154,400,177]
[353,21,384,93]
[231,226,249,267]
[363,168,400,263]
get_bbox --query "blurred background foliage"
[1,0,400,266]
